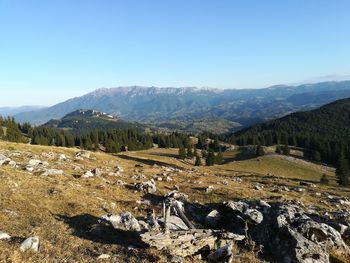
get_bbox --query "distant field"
[123,147,335,183]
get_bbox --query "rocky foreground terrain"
[0,141,350,262]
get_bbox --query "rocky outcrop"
[254,202,350,263]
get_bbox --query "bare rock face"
[19,236,40,252]
[101,212,141,232]
[159,215,189,231]
[256,203,350,263]
[226,200,264,225]
[205,210,222,227]
[207,244,233,263]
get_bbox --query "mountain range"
[0,106,45,117]
[12,80,350,133]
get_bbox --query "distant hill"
[43,109,147,133]
[235,98,350,139]
[0,105,46,117]
[14,81,350,131]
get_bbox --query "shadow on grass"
[117,154,184,170]
[222,151,257,163]
[148,152,179,158]
[56,214,147,248]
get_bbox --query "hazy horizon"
[1,1,350,106]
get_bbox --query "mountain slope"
[14,81,350,129]
[43,109,147,133]
[235,98,350,139]
[0,105,46,117]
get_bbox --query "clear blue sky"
[1,0,350,106]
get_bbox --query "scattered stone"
[115,180,126,186]
[97,254,111,260]
[206,185,214,193]
[81,171,94,178]
[300,181,317,188]
[92,168,102,176]
[20,237,40,252]
[232,177,242,183]
[58,154,67,161]
[0,231,11,240]
[254,184,263,191]
[75,151,91,160]
[115,166,124,172]
[41,169,64,176]
[293,187,306,192]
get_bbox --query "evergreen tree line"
[231,131,350,186]
[31,126,154,152]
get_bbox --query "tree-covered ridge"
[232,98,350,185]
[236,98,350,139]
[0,116,28,143]
[44,109,147,133]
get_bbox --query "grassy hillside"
[0,141,347,262]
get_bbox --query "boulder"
[101,212,141,232]
[136,180,156,194]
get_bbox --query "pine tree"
[320,174,329,185]
[206,151,215,166]
[275,145,282,154]
[336,154,350,186]
[186,146,193,158]
[313,150,321,162]
[282,144,290,155]
[193,147,199,158]
[195,156,201,166]
[178,146,186,160]
[215,151,223,164]
[256,144,265,157]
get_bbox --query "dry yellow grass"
[0,141,348,262]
